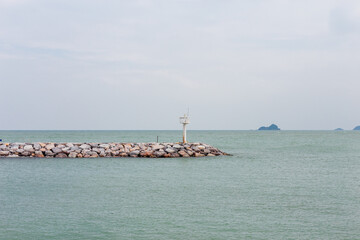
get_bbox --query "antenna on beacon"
[179,110,190,143]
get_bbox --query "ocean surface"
[0,130,359,239]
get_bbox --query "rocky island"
[258,124,280,130]
[353,126,360,130]
[0,142,229,158]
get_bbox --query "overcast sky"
[1,0,360,130]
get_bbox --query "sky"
[1,0,360,130]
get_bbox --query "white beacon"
[179,113,190,143]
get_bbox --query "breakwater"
[0,142,228,158]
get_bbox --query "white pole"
[183,124,187,143]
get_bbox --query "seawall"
[0,142,229,158]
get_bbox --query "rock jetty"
[0,142,229,158]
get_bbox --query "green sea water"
[0,130,359,239]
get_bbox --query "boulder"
[178,150,189,157]
[35,151,44,158]
[45,143,55,150]
[99,144,110,148]
[90,152,98,158]
[68,152,77,158]
[173,144,182,149]
[21,151,31,156]
[80,144,91,149]
[66,143,74,148]
[61,147,71,153]
[198,145,206,150]
[45,151,55,156]
[0,145,8,150]
[70,146,80,151]
[204,149,210,154]
[55,153,68,158]
[152,144,164,150]
[0,151,10,156]
[120,152,128,157]
[194,152,205,157]
[171,153,180,158]
[16,149,24,154]
[24,145,34,151]
[129,150,140,157]
[33,143,41,150]
[165,148,176,153]
[51,147,62,154]
[186,150,194,156]
[153,151,165,157]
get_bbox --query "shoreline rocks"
[0,142,229,158]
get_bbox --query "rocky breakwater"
[0,142,229,158]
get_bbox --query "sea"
[0,130,359,240]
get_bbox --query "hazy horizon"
[1,0,360,130]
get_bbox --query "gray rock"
[51,147,62,154]
[46,143,55,150]
[0,151,10,156]
[61,147,71,153]
[66,143,74,148]
[45,151,55,156]
[16,149,24,154]
[70,146,80,151]
[154,151,165,157]
[152,144,164,150]
[165,148,176,153]
[194,152,205,157]
[0,145,8,150]
[21,151,31,156]
[55,153,68,158]
[35,151,44,158]
[99,144,110,148]
[129,150,140,156]
[178,150,189,157]
[33,143,41,150]
[68,152,77,158]
[111,151,120,156]
[92,148,101,154]
[80,144,91,149]
[24,145,34,151]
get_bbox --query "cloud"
[329,2,360,35]
[1,0,360,129]
[0,0,31,7]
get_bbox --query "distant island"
[258,124,280,130]
[334,128,344,131]
[354,126,360,130]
